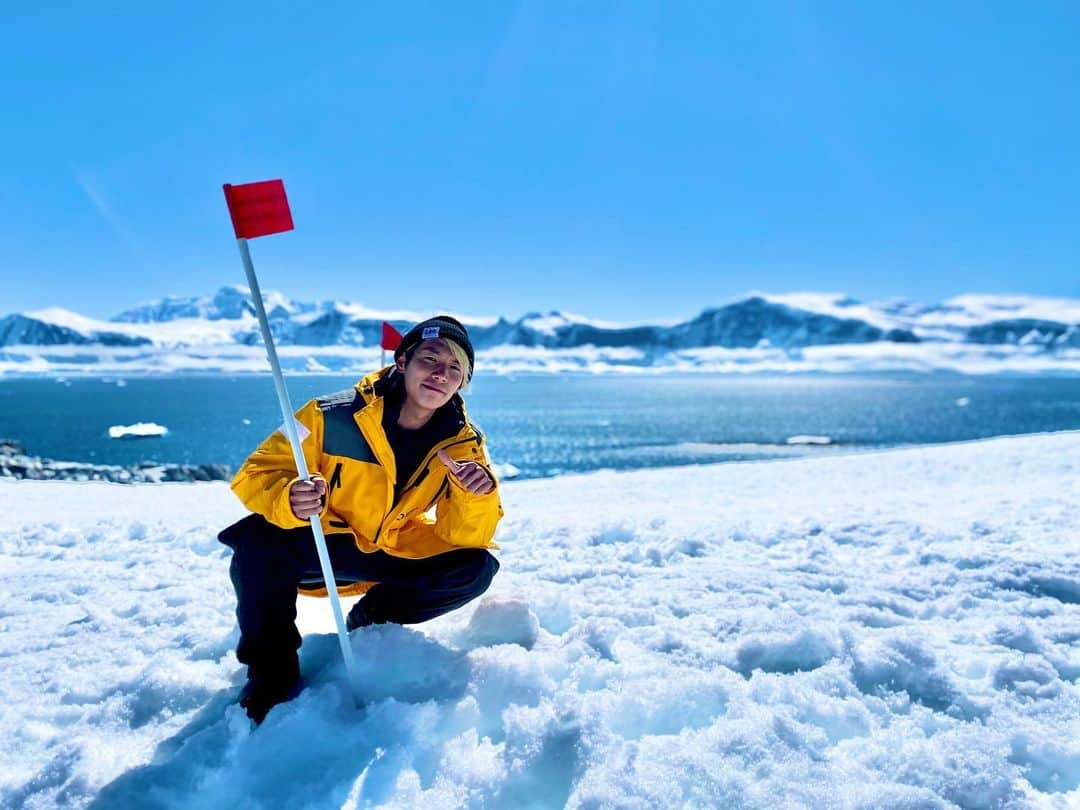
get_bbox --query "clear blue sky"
[3,1,1078,322]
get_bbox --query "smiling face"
[396,338,465,413]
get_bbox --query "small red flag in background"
[381,322,403,351]
[223,180,294,239]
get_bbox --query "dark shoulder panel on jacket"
[317,389,378,463]
[470,421,485,447]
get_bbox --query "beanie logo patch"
[422,326,440,340]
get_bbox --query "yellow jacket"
[230,368,504,596]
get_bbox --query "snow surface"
[2,433,1079,808]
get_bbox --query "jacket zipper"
[399,434,478,495]
[377,434,479,538]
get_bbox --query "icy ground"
[2,434,1079,809]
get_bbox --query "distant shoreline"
[0,439,231,484]
[3,367,1080,381]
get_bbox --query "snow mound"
[731,628,840,676]
[455,597,541,650]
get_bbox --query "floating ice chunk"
[955,397,971,407]
[491,462,521,480]
[785,435,832,445]
[107,422,168,439]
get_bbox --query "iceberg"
[107,421,168,439]
[785,434,833,445]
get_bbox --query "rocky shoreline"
[0,439,231,484]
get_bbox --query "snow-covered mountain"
[1,287,1077,375]
[111,285,299,322]
[0,311,151,348]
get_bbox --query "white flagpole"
[236,237,362,706]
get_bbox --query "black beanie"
[394,315,475,378]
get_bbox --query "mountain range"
[1,287,1077,375]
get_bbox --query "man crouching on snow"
[218,317,503,723]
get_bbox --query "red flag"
[381,322,403,351]
[223,180,294,239]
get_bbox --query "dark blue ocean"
[1,374,1078,479]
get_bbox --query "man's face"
[398,338,464,411]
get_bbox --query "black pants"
[219,513,499,681]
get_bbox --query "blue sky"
[2,2,1078,322]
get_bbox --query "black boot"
[346,598,377,632]
[239,680,291,725]
[239,658,300,724]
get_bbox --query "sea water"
[1,374,1077,479]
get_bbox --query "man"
[219,316,503,723]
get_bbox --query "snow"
[757,292,908,332]
[107,422,168,439]
[755,292,1080,345]
[24,307,116,333]
[519,310,673,334]
[331,302,500,329]
[941,295,1080,328]
[2,433,1079,808]
[26,307,249,346]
